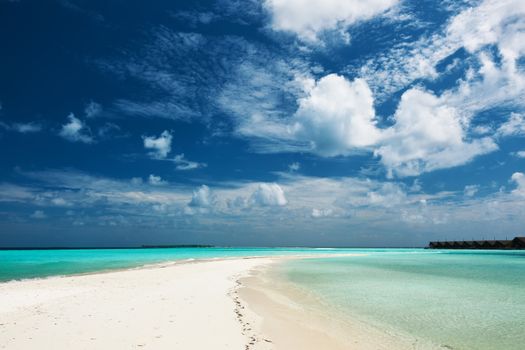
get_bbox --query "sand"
[0,258,272,350]
[0,255,426,349]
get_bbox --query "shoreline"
[0,253,414,350]
[236,259,434,350]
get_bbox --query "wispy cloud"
[172,154,206,171]
[1,121,42,133]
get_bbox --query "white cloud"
[173,154,206,171]
[358,0,525,110]
[84,101,102,118]
[366,182,407,207]
[497,113,525,137]
[50,197,71,206]
[188,185,214,207]
[143,130,172,159]
[446,0,525,57]
[464,185,479,197]
[311,208,334,218]
[375,89,498,177]
[250,183,287,206]
[511,172,525,197]
[264,0,398,42]
[148,174,166,186]
[30,210,47,219]
[292,74,381,156]
[513,151,525,158]
[441,0,525,115]
[59,114,93,143]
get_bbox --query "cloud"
[84,101,102,118]
[172,154,206,171]
[511,172,525,197]
[30,210,47,219]
[250,183,287,206]
[288,162,300,172]
[264,0,398,42]
[357,0,525,109]
[143,130,172,159]
[292,74,380,156]
[0,121,42,133]
[185,185,217,214]
[497,113,525,137]
[5,168,525,241]
[366,182,407,207]
[12,122,42,133]
[375,89,498,177]
[464,185,479,197]
[188,185,215,208]
[59,114,93,143]
[311,208,335,218]
[513,151,525,158]
[148,174,166,186]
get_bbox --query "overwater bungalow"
[427,236,525,249]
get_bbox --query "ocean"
[0,247,349,282]
[276,249,525,350]
[1,248,523,349]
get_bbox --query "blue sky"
[1,0,524,247]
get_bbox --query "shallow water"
[278,250,525,350]
[0,247,353,282]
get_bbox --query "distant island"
[0,245,215,250]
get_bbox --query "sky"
[1,0,525,247]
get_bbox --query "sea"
[1,247,523,349]
[275,249,525,350]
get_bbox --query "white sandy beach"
[0,258,274,350]
[0,256,425,350]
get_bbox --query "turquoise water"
[0,247,351,282]
[279,249,525,350]
[3,248,524,349]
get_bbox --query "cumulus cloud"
[250,183,287,206]
[148,174,166,186]
[264,0,398,42]
[375,89,497,177]
[188,185,215,208]
[511,172,525,197]
[292,74,381,156]
[59,114,93,143]
[143,130,172,159]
